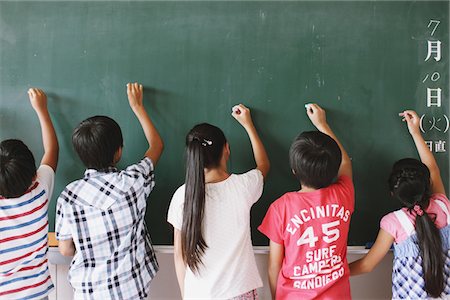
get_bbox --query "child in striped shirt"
[0,88,59,300]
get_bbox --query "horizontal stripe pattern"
[0,166,54,299]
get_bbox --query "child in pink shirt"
[259,104,354,299]
[349,110,450,299]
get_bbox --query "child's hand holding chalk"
[28,88,48,114]
[305,103,328,129]
[232,104,253,128]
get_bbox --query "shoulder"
[269,192,295,210]
[430,193,450,204]
[329,175,354,191]
[170,184,186,205]
[58,179,85,203]
[123,157,154,176]
[380,210,399,225]
[173,184,186,198]
[36,164,55,190]
[380,210,404,239]
[233,169,263,182]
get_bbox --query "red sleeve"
[258,201,284,244]
[333,175,355,211]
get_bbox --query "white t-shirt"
[167,169,264,299]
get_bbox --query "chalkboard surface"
[0,1,448,245]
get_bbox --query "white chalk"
[305,104,310,109]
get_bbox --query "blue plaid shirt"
[56,158,158,300]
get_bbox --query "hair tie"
[413,204,424,216]
[202,139,212,147]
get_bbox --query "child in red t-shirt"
[259,103,354,300]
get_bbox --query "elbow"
[260,162,271,178]
[58,244,75,257]
[350,260,375,275]
[59,248,74,257]
[159,140,165,154]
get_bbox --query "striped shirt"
[55,157,158,300]
[0,165,55,300]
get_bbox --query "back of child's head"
[289,131,341,189]
[72,116,123,170]
[388,158,444,297]
[182,123,227,273]
[0,139,36,198]
[388,158,431,208]
[185,123,227,169]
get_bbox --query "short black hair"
[289,131,342,189]
[0,139,36,198]
[72,116,123,170]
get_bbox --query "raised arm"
[28,88,59,171]
[306,104,352,179]
[231,104,270,178]
[127,82,164,165]
[399,110,445,195]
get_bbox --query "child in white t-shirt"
[167,104,270,299]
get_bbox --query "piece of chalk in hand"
[305,104,310,109]
[232,106,241,114]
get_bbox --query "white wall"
[48,247,393,300]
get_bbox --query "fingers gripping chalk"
[232,105,241,115]
[305,103,313,113]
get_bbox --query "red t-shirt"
[258,176,354,300]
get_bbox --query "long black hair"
[388,158,444,297]
[182,123,227,273]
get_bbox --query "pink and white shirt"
[380,193,450,243]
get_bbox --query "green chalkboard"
[0,1,448,245]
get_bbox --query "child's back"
[260,176,353,299]
[168,105,270,299]
[259,104,354,299]
[0,89,59,300]
[169,169,264,298]
[349,110,450,299]
[55,83,164,300]
[0,161,55,300]
[56,157,158,299]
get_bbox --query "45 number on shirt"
[297,220,340,247]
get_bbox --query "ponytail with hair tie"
[413,204,424,217]
[388,158,445,297]
[181,123,227,274]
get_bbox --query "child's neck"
[205,167,229,184]
[298,185,318,193]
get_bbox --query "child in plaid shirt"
[55,83,164,300]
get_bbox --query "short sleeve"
[167,185,185,230]
[124,157,155,198]
[380,213,398,240]
[431,193,450,211]
[332,175,355,210]
[55,190,73,241]
[36,165,55,200]
[258,202,284,244]
[240,169,264,205]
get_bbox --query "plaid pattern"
[392,225,450,299]
[230,290,258,300]
[55,158,158,300]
